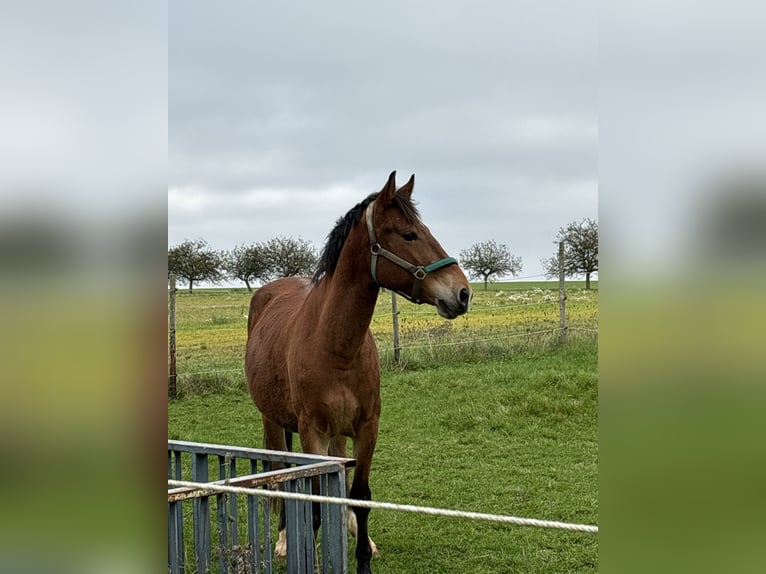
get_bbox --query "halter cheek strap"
[365,201,457,304]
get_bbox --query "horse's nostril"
[459,287,471,307]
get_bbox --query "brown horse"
[245,171,471,574]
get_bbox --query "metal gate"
[168,440,354,574]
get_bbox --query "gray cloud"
[169,0,597,280]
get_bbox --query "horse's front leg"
[350,420,379,574]
[330,436,379,558]
[298,422,331,534]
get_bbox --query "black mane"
[312,191,420,283]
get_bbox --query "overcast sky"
[169,1,597,284]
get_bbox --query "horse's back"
[247,276,310,333]
[245,276,311,428]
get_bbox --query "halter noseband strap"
[365,200,458,304]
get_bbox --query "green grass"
[168,341,598,573]
[168,280,597,572]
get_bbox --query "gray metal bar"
[174,450,183,480]
[319,473,329,573]
[167,450,177,573]
[302,477,315,573]
[168,501,182,574]
[229,457,238,545]
[168,462,349,501]
[169,439,355,467]
[173,450,185,574]
[263,483,273,574]
[192,453,210,574]
[283,480,301,574]
[218,455,228,480]
[285,479,302,574]
[217,455,230,574]
[324,469,348,573]
[217,490,229,574]
[247,459,259,574]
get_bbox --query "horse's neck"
[313,274,378,359]
[313,236,379,359]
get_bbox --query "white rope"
[167,479,597,534]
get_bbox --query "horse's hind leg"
[262,418,291,559]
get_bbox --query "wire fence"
[172,298,568,329]
[168,277,598,395]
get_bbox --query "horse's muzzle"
[436,287,472,319]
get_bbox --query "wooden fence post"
[169,274,177,398]
[558,241,568,343]
[391,292,401,365]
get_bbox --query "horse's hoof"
[369,537,379,557]
[274,530,287,560]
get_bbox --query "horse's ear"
[397,174,415,201]
[379,170,397,205]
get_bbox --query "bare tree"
[224,244,271,291]
[168,238,224,292]
[542,218,598,289]
[459,239,522,290]
[263,236,318,279]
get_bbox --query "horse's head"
[367,171,472,319]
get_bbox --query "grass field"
[171,280,597,395]
[168,281,598,572]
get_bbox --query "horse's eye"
[401,232,418,242]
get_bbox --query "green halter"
[365,200,458,304]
